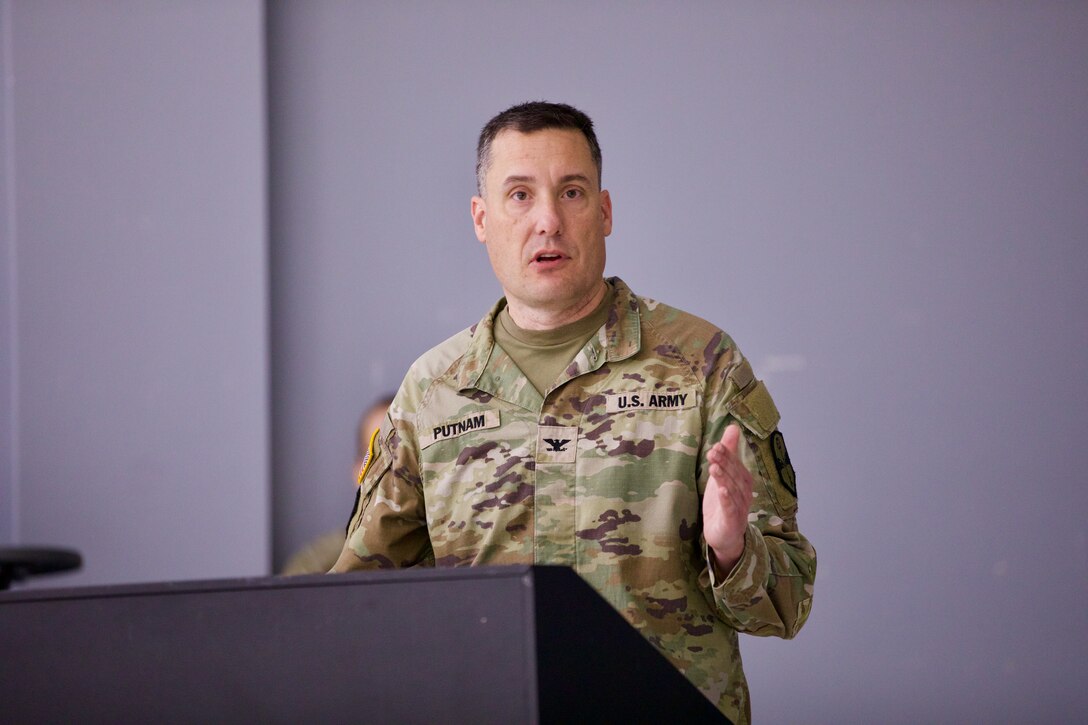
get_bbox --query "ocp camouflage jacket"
[333,277,816,724]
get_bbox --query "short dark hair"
[475,101,602,195]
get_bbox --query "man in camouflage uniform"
[331,101,816,723]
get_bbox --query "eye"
[511,190,529,201]
[562,188,583,199]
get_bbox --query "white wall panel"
[3,0,270,585]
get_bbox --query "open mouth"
[533,251,566,264]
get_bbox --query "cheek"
[492,214,525,236]
[487,241,519,274]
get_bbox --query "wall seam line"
[2,0,22,543]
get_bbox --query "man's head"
[471,102,612,329]
[475,102,602,197]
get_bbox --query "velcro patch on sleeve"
[728,358,755,392]
[726,380,780,440]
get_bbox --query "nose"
[533,196,561,237]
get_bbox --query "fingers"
[706,424,753,501]
[708,424,741,459]
[704,453,752,565]
[707,425,744,469]
[704,423,754,566]
[708,461,751,510]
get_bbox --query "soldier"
[331,101,816,724]
[280,394,393,576]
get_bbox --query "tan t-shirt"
[494,282,615,396]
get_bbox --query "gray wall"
[2,0,1085,721]
[0,0,270,583]
[268,1,1087,722]
[1,1,14,544]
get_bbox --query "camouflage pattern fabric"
[332,277,816,724]
[280,530,344,576]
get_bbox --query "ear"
[471,196,487,243]
[600,189,613,237]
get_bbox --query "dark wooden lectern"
[0,565,727,723]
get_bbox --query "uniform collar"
[454,276,642,403]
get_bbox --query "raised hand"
[702,424,753,576]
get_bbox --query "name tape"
[422,409,501,448]
[605,390,696,413]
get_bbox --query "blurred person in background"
[280,394,394,576]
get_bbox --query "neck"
[506,280,608,331]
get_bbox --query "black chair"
[0,547,82,590]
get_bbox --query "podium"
[0,565,727,723]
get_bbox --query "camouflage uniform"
[280,530,344,576]
[333,277,816,724]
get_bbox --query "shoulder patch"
[356,427,381,485]
[771,431,797,497]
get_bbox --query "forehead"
[486,128,595,178]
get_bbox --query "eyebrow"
[501,175,535,187]
[501,173,593,188]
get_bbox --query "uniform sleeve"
[329,412,434,572]
[696,347,816,638]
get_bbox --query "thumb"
[720,423,742,453]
